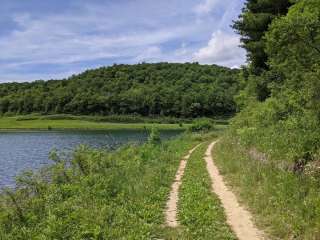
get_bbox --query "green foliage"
[147,127,161,145]
[215,137,320,239]
[189,118,215,132]
[233,0,292,100]
[233,0,292,72]
[0,134,201,239]
[0,63,239,118]
[265,0,320,116]
[178,143,236,239]
[226,2,320,238]
[232,0,320,168]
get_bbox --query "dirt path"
[165,143,202,227]
[205,141,265,240]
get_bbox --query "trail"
[165,143,202,228]
[205,141,265,240]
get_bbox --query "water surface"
[0,130,181,188]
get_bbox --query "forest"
[0,63,239,118]
[232,0,320,168]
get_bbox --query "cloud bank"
[0,0,246,82]
[193,31,245,68]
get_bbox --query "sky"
[0,0,246,82]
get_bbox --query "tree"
[0,63,240,118]
[233,0,292,101]
[265,0,320,117]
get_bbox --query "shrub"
[189,118,215,132]
[148,127,161,145]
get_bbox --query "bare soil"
[165,143,202,227]
[205,141,266,240]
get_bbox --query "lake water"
[0,130,182,188]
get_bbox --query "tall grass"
[214,136,320,239]
[0,134,200,239]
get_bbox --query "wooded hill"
[0,63,239,118]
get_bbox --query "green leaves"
[0,63,239,118]
[232,0,320,169]
[189,118,215,133]
[178,143,236,239]
[0,133,199,239]
[233,0,292,74]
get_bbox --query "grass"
[0,116,189,131]
[0,122,235,239]
[0,133,201,239]
[161,140,236,239]
[214,135,320,240]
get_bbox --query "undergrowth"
[0,134,200,239]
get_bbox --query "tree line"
[0,63,239,118]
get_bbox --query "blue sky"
[0,0,246,82]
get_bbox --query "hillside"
[0,63,239,118]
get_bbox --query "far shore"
[0,115,191,131]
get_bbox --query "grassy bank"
[214,136,320,239]
[0,116,189,131]
[0,134,201,239]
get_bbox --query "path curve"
[205,141,266,240]
[165,143,202,227]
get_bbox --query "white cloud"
[195,0,219,15]
[0,10,202,67]
[193,30,246,67]
[134,46,163,62]
[0,0,247,82]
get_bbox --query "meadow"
[0,115,189,131]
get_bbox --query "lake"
[0,130,182,188]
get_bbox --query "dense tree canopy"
[233,0,320,166]
[233,0,292,101]
[0,63,239,118]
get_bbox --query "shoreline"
[0,117,190,132]
[0,127,186,133]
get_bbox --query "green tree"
[233,0,292,101]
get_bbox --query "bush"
[189,118,215,132]
[0,135,200,239]
[148,127,161,145]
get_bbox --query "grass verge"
[214,136,320,240]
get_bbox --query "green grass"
[0,116,189,131]
[161,141,236,239]
[0,134,201,239]
[0,126,235,239]
[214,136,320,240]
